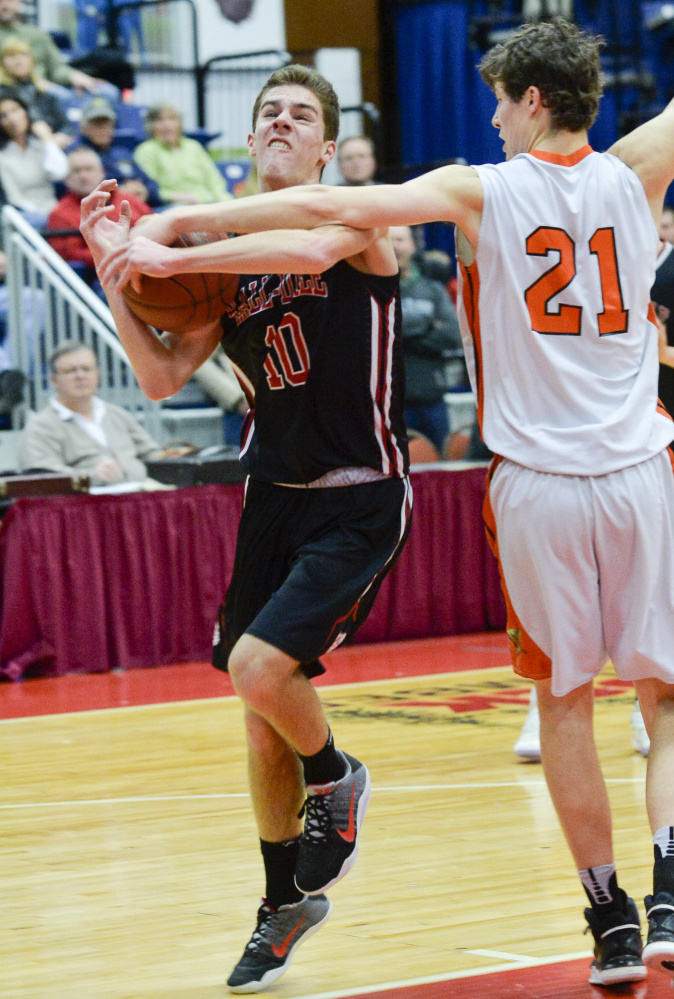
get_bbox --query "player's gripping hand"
[80,179,132,271]
[98,236,178,293]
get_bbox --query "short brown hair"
[479,18,603,133]
[50,342,96,373]
[252,64,340,142]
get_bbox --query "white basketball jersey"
[456,147,674,475]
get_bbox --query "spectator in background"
[48,145,152,283]
[0,91,68,226]
[0,246,44,376]
[0,37,73,147]
[193,344,248,446]
[390,223,462,456]
[421,247,458,303]
[19,342,164,485]
[0,0,102,93]
[660,204,674,245]
[336,135,377,186]
[653,207,674,417]
[75,96,161,207]
[134,103,231,206]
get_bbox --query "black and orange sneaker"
[227,895,331,993]
[584,896,646,985]
[295,751,371,895]
[643,892,674,980]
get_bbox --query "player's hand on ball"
[99,236,176,293]
[114,231,238,334]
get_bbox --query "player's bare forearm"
[106,290,221,400]
[137,166,482,242]
[139,188,334,239]
[100,225,376,288]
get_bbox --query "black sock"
[260,837,304,909]
[654,844,674,898]
[298,730,346,786]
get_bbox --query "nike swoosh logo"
[337,784,356,842]
[271,916,307,958]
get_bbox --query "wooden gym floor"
[1,633,671,999]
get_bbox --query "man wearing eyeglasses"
[19,341,164,485]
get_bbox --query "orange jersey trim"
[458,258,484,435]
[483,458,552,682]
[528,145,593,167]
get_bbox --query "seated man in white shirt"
[19,341,164,485]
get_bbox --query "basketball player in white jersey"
[95,16,674,988]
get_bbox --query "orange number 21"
[525,226,628,336]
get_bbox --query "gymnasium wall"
[284,0,381,108]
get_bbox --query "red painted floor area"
[0,632,509,720]
[348,961,672,999]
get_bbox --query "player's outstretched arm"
[99,223,387,291]
[609,98,674,215]
[130,164,483,247]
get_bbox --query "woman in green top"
[133,104,231,206]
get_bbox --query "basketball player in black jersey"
[81,65,411,993]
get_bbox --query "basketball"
[121,231,239,334]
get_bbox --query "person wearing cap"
[75,96,161,207]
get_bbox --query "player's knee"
[228,638,288,710]
[227,647,262,703]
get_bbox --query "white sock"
[579,863,617,906]
[654,826,674,859]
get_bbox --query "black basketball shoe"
[584,896,646,985]
[643,891,674,979]
[295,751,371,895]
[227,894,332,993]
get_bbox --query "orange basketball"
[122,231,239,334]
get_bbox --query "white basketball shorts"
[489,449,674,696]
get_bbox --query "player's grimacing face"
[248,84,336,190]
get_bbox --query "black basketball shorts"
[212,475,412,678]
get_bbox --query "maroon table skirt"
[0,467,506,681]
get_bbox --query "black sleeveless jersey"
[220,260,409,484]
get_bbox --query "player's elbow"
[140,380,173,402]
[138,370,185,401]
[299,231,344,272]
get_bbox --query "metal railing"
[199,49,291,148]
[3,206,162,440]
[111,0,291,143]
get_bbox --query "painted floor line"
[465,948,542,962]
[0,777,644,811]
[285,950,592,999]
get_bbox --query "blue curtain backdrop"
[394,1,503,251]
[395,1,503,171]
[393,0,665,250]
